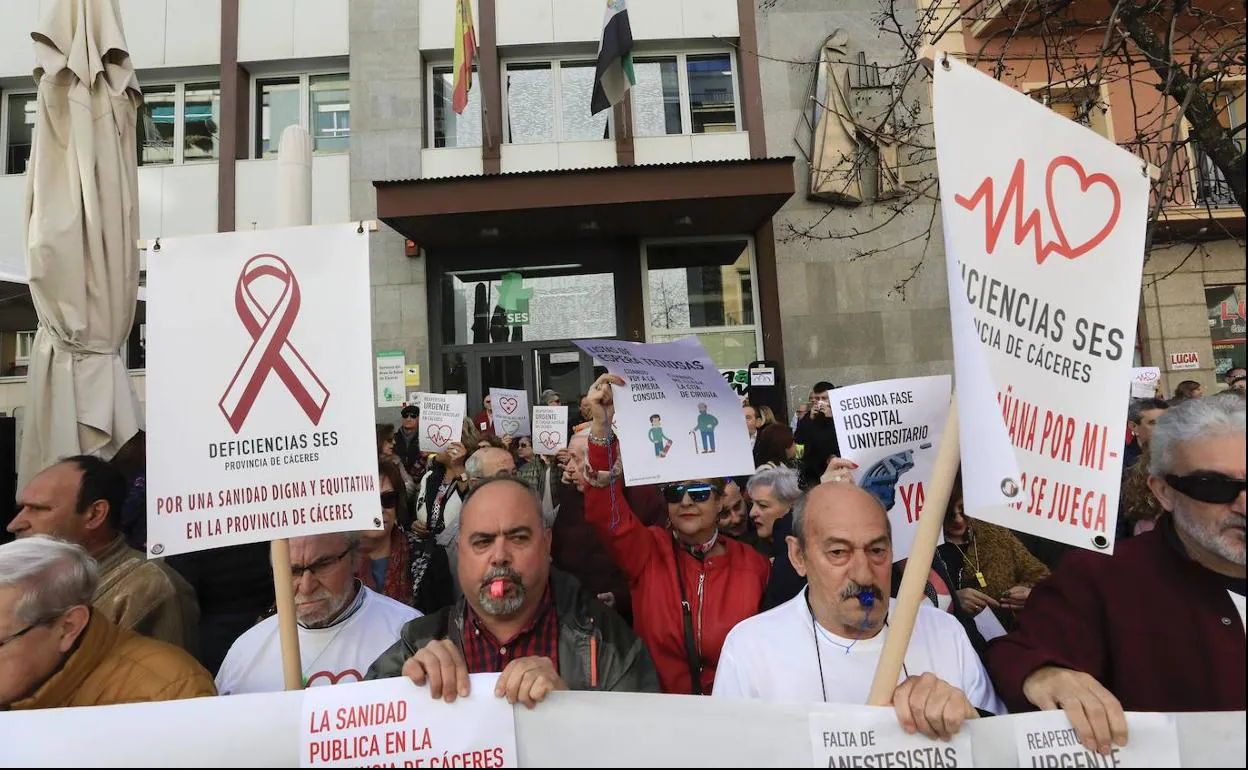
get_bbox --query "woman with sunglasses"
[356,461,420,608]
[580,374,770,695]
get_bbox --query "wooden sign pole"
[271,540,304,690]
[866,400,961,706]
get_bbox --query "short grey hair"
[0,536,99,626]
[1149,393,1246,477]
[466,446,511,481]
[747,466,802,504]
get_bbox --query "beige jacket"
[93,537,200,653]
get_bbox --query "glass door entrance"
[438,344,594,426]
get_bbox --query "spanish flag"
[452,0,477,115]
[591,0,634,115]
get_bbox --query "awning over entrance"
[375,157,796,249]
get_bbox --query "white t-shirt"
[216,587,420,695]
[712,592,1006,714]
[1228,590,1246,631]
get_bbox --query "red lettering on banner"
[899,482,925,523]
[954,157,1122,265]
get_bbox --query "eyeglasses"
[0,621,43,650]
[380,490,399,509]
[662,483,716,504]
[290,548,352,581]
[1165,474,1246,505]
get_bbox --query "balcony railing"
[1193,147,1239,209]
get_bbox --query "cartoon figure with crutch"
[691,403,719,454]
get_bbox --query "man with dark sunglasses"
[990,393,1246,755]
[215,530,420,694]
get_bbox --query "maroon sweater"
[988,519,1245,713]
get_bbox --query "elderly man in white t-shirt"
[216,530,419,693]
[714,482,1004,739]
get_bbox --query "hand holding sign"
[891,672,978,742]
[532,406,569,455]
[419,393,466,454]
[1022,666,1128,756]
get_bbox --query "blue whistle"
[857,590,875,608]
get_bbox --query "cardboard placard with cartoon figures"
[574,337,754,486]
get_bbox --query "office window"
[501,60,612,145]
[183,83,220,161]
[560,62,610,141]
[137,85,176,166]
[633,58,681,136]
[633,52,739,137]
[645,239,759,369]
[256,78,300,158]
[431,66,482,148]
[15,331,35,362]
[687,55,736,133]
[253,74,350,158]
[506,63,555,144]
[310,74,350,153]
[4,93,36,174]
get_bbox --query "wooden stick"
[270,539,304,691]
[866,400,961,706]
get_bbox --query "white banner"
[489,387,531,437]
[1130,367,1161,400]
[1012,711,1181,768]
[809,708,974,768]
[532,406,569,455]
[419,393,467,453]
[575,338,754,485]
[301,677,517,768]
[145,224,380,557]
[376,350,405,408]
[829,375,952,561]
[935,58,1149,554]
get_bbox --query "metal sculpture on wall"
[803,30,908,205]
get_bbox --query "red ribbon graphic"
[219,254,330,433]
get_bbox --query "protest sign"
[301,677,517,768]
[419,393,466,453]
[575,338,754,485]
[532,406,569,455]
[828,375,952,560]
[1012,711,1180,768]
[377,351,405,408]
[145,224,379,558]
[490,387,531,437]
[1130,367,1161,400]
[935,58,1149,554]
[809,708,974,768]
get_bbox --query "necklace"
[805,588,905,703]
[951,531,987,589]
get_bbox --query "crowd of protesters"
[1,368,1243,755]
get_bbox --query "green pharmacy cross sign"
[498,271,534,326]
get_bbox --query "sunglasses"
[1166,473,1246,505]
[662,483,716,504]
[380,490,399,509]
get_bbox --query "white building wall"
[238,0,350,63]
[235,154,351,231]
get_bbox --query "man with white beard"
[215,531,419,693]
[990,393,1246,755]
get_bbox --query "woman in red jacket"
[580,373,770,695]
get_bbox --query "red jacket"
[987,518,1246,712]
[585,440,770,695]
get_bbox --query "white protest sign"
[1012,711,1180,768]
[935,58,1149,554]
[490,387,531,437]
[301,676,517,768]
[419,393,466,453]
[1130,367,1161,400]
[575,337,754,485]
[829,375,952,561]
[145,224,379,558]
[972,607,1008,642]
[532,406,569,455]
[750,367,776,387]
[377,350,405,408]
[809,708,974,768]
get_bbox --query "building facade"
[0,0,1239,428]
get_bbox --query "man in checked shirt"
[367,477,659,706]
